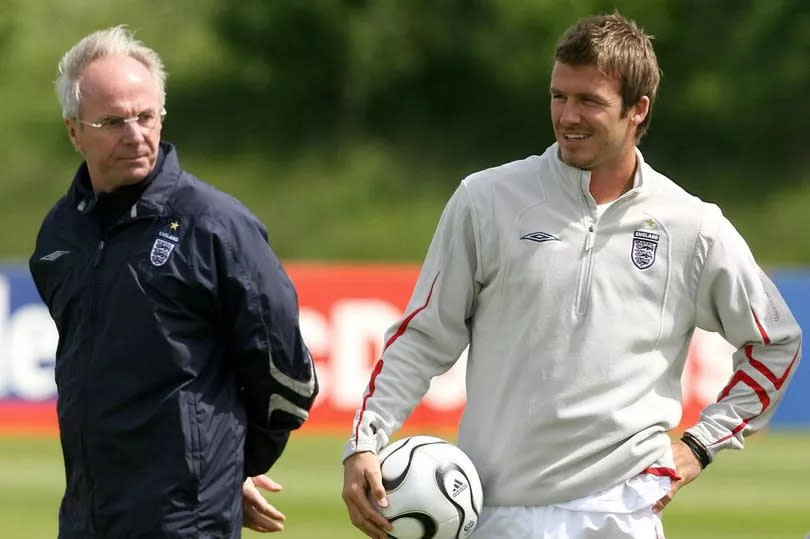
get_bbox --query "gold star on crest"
[644,218,655,228]
[169,221,180,231]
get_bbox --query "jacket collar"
[547,141,648,195]
[67,141,181,219]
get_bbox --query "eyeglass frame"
[74,107,167,131]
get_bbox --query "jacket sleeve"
[215,213,318,477]
[342,183,483,460]
[687,208,801,460]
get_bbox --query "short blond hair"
[55,25,166,119]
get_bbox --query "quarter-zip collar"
[547,142,648,203]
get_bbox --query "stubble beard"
[559,146,596,171]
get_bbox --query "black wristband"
[681,432,711,469]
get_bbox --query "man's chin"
[119,162,154,182]
[560,150,594,171]
[108,171,149,189]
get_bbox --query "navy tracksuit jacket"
[29,142,318,538]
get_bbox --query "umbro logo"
[521,231,560,243]
[40,250,70,262]
[451,478,468,497]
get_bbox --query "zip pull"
[584,224,595,251]
[94,240,105,267]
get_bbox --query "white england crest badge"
[631,230,659,270]
[150,221,181,267]
[150,238,175,266]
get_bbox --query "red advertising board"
[0,264,732,435]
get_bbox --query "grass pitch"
[0,432,807,538]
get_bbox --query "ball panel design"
[434,461,480,539]
[376,436,484,539]
[379,436,448,491]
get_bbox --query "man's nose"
[559,101,582,125]
[119,118,145,141]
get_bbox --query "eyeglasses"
[76,108,166,131]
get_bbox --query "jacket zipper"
[573,183,640,317]
[575,220,595,316]
[574,168,596,317]
[82,238,105,535]
[75,204,156,532]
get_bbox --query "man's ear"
[631,95,651,126]
[65,118,82,153]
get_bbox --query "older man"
[30,26,318,538]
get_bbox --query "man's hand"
[342,451,394,539]
[653,439,704,513]
[243,475,286,532]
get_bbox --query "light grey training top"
[344,143,802,506]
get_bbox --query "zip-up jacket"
[30,142,318,539]
[344,143,801,507]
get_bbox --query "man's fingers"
[365,468,388,508]
[652,491,672,514]
[342,452,394,538]
[242,475,286,532]
[242,479,264,506]
[252,501,286,523]
[243,498,285,532]
[344,482,391,532]
[244,504,284,533]
[651,438,706,515]
[244,477,285,515]
[342,477,392,536]
[251,474,283,493]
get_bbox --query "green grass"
[0,432,807,538]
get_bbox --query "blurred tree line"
[2,0,809,264]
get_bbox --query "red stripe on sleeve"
[717,370,771,410]
[710,370,770,447]
[751,310,771,345]
[746,345,799,390]
[354,359,385,445]
[383,272,440,351]
[708,326,800,448]
[709,420,751,447]
[353,272,440,445]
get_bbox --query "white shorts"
[471,504,664,539]
[471,473,670,538]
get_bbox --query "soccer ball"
[376,435,484,539]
